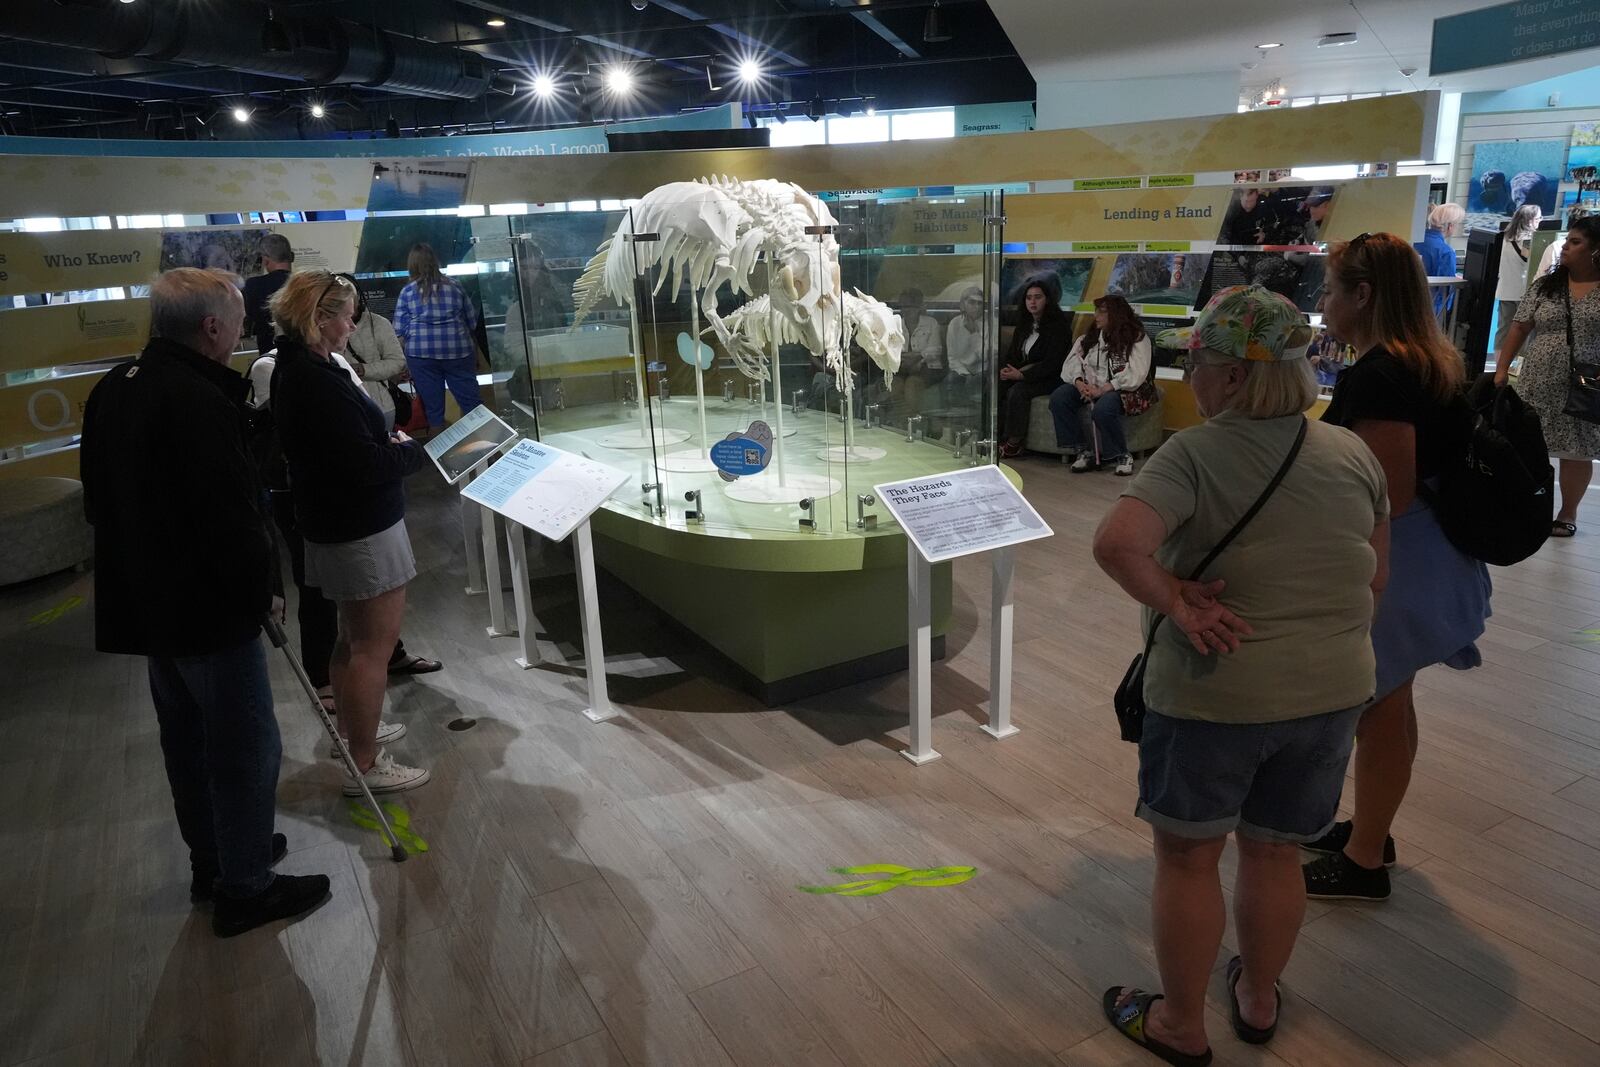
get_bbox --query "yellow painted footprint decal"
[347,801,429,853]
[798,864,976,896]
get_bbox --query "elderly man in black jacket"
[81,268,329,939]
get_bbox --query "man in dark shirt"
[80,267,329,938]
[242,232,294,354]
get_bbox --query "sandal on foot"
[1552,521,1578,538]
[1225,956,1279,1045]
[1102,987,1213,1067]
[388,654,443,676]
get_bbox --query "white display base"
[595,426,693,450]
[657,450,721,473]
[722,472,842,505]
[817,445,887,463]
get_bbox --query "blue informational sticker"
[710,420,773,481]
[675,331,715,370]
[645,361,667,372]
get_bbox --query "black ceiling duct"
[2,0,492,100]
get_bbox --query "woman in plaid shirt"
[393,243,483,429]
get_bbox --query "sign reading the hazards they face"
[875,464,1053,563]
[0,231,162,297]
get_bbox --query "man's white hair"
[150,268,239,343]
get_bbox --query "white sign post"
[463,439,631,723]
[873,465,1053,765]
[424,407,520,628]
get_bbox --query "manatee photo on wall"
[1467,139,1565,232]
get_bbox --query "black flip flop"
[1102,987,1213,1067]
[1552,521,1578,539]
[387,655,443,675]
[1225,955,1280,1045]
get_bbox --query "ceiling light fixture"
[737,58,763,84]
[806,96,825,122]
[864,96,876,116]
[232,105,251,123]
[532,73,556,98]
[486,18,506,28]
[1256,42,1283,49]
[309,102,325,118]
[261,7,291,54]
[923,1,952,44]
[604,67,634,95]
[1317,32,1358,47]
[385,114,401,138]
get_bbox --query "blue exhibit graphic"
[710,421,774,482]
[367,159,471,213]
[1467,140,1564,233]
[1105,252,1211,307]
[1569,122,1600,181]
[467,440,559,508]
[676,331,715,370]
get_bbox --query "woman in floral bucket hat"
[1093,285,1391,1065]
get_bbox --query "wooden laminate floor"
[4,457,1600,1067]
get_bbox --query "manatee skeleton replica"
[713,289,905,397]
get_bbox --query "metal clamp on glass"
[856,493,877,531]
[953,428,973,458]
[797,497,816,530]
[641,481,665,518]
[864,403,880,430]
[553,380,566,410]
[683,489,703,525]
[974,438,994,459]
[748,383,762,405]
[658,378,670,403]
[792,388,806,416]
[905,414,924,442]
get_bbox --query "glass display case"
[478,189,1005,541]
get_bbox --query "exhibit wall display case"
[0,92,1438,698]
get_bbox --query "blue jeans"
[147,636,281,899]
[407,356,482,428]
[1049,383,1129,459]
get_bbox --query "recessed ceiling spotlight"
[486,18,505,27]
[737,58,762,84]
[232,106,251,123]
[532,73,556,98]
[604,67,634,95]
[309,102,325,118]
[1318,32,1358,47]
[1256,42,1283,49]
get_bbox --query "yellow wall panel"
[0,371,103,450]
[0,230,161,297]
[0,299,150,375]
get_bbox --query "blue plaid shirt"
[394,278,480,361]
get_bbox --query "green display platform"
[536,397,1000,704]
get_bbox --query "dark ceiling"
[0,0,1032,141]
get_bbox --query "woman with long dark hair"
[1301,232,1491,901]
[1049,294,1154,476]
[1495,214,1600,537]
[997,277,1071,458]
[1493,205,1542,358]
[394,242,483,431]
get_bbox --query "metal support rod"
[982,545,1020,740]
[461,457,488,594]
[507,521,539,670]
[903,543,939,765]
[481,503,513,637]
[573,520,616,723]
[769,330,787,487]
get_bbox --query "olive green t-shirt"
[1121,411,1388,724]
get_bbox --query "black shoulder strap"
[1137,416,1308,654]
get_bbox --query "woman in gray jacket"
[336,274,410,431]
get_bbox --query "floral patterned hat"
[1156,285,1313,364]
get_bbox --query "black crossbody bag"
[1113,417,1308,743]
[1562,285,1600,424]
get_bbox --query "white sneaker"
[328,720,406,759]
[1069,453,1093,473]
[342,750,430,796]
[1114,455,1135,477]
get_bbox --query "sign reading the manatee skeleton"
[423,404,518,484]
[874,465,1053,564]
[461,438,629,542]
[0,231,162,297]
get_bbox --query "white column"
[482,503,512,637]
[506,521,539,669]
[981,546,1020,740]
[573,519,616,722]
[462,458,488,594]
[902,542,940,765]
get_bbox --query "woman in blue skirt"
[1300,232,1492,901]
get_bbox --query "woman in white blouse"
[1494,205,1541,361]
[1048,294,1154,475]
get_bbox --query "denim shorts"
[1136,704,1363,843]
[304,519,416,602]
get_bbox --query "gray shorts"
[1136,704,1364,843]
[304,519,416,602]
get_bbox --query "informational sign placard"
[0,299,150,375]
[874,465,1053,564]
[0,231,162,297]
[461,438,630,543]
[1431,0,1600,75]
[0,368,104,450]
[423,405,518,484]
[711,420,773,482]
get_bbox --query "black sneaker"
[191,833,289,903]
[1302,852,1390,901]
[1301,820,1395,868]
[212,873,331,938]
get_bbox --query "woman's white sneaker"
[1114,455,1135,476]
[328,720,406,759]
[343,750,430,796]
[1069,453,1093,473]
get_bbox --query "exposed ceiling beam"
[851,12,920,60]
[649,0,806,66]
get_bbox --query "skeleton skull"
[847,290,904,376]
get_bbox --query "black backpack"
[1427,374,1552,567]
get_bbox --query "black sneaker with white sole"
[1301,820,1396,867]
[1302,851,1390,901]
[213,873,332,938]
